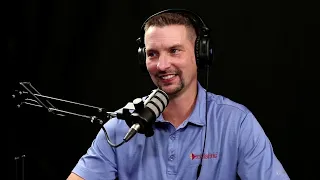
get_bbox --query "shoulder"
[102,117,130,136]
[204,91,263,134]
[206,92,251,118]
[205,92,265,135]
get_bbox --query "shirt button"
[169,155,175,161]
[170,135,176,140]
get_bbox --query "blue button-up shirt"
[72,82,289,180]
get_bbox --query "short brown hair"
[144,12,197,41]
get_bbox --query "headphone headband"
[137,9,210,47]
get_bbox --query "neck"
[162,81,198,128]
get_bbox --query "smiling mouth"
[159,74,177,80]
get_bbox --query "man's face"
[144,25,198,97]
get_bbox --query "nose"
[157,54,170,71]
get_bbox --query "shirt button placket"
[170,134,176,140]
[167,132,177,176]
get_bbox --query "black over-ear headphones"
[136,9,214,72]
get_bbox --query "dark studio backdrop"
[6,0,317,179]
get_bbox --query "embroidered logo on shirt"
[189,153,218,160]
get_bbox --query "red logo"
[189,153,218,160]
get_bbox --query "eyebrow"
[169,44,184,50]
[146,43,184,52]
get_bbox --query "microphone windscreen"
[139,89,169,123]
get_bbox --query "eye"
[147,51,158,58]
[170,48,180,54]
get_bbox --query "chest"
[116,123,239,180]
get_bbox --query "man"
[67,9,290,180]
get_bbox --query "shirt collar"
[156,81,207,126]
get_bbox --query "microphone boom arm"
[12,82,127,147]
[12,82,118,124]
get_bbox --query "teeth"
[161,75,175,79]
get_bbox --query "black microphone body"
[123,89,169,142]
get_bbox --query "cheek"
[146,61,157,74]
[181,59,197,77]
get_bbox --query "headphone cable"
[197,65,209,179]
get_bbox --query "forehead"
[144,25,189,49]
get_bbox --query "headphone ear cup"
[138,46,148,73]
[196,36,213,69]
[195,36,201,68]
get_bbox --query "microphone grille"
[145,89,169,118]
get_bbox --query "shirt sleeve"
[237,112,290,180]
[71,118,120,180]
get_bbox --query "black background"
[7,0,318,179]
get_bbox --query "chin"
[158,83,183,97]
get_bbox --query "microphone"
[123,88,169,142]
